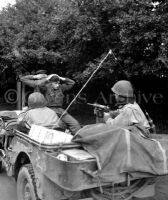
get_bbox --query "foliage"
[0,0,168,83]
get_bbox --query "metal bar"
[17,81,22,110]
[21,83,25,108]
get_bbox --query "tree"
[0,0,168,82]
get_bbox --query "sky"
[0,0,16,10]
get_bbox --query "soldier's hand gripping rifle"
[87,103,110,123]
[87,103,120,123]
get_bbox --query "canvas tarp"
[72,123,168,183]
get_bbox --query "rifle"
[87,103,110,112]
[145,111,156,134]
[87,103,111,123]
[88,103,120,123]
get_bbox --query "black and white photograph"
[0,0,168,200]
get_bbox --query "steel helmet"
[111,80,134,97]
[28,92,47,109]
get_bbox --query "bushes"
[0,0,168,82]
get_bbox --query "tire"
[17,164,41,200]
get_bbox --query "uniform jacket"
[104,102,150,128]
[18,107,59,128]
[18,92,60,128]
[39,78,75,107]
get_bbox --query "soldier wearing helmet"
[103,80,150,129]
[17,92,61,129]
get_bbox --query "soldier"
[17,92,61,129]
[103,80,150,129]
[39,74,81,135]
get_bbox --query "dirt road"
[0,172,17,200]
